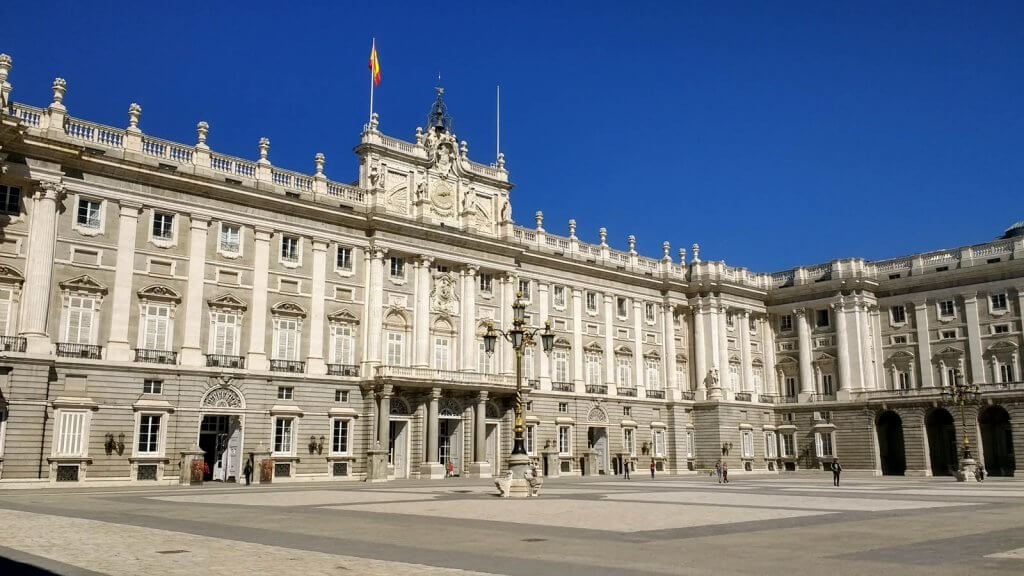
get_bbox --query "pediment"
[272,301,307,317]
[934,346,964,357]
[776,355,798,365]
[0,264,24,284]
[583,341,603,352]
[888,350,915,360]
[986,340,1018,353]
[751,357,763,366]
[728,354,742,363]
[59,275,107,295]
[553,337,572,348]
[814,352,836,362]
[614,345,633,356]
[327,309,359,324]
[644,349,662,359]
[137,284,181,302]
[208,293,247,311]
[675,352,688,362]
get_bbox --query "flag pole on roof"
[368,38,381,122]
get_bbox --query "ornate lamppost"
[943,367,980,481]
[483,292,554,487]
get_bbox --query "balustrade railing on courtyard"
[551,381,575,392]
[134,348,177,365]
[0,336,26,353]
[327,364,360,377]
[585,384,608,395]
[55,343,102,359]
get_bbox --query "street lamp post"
[484,292,554,489]
[944,367,980,482]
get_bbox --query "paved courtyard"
[2,474,1024,575]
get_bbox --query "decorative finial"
[678,247,687,265]
[257,137,270,165]
[196,121,209,149]
[599,227,607,246]
[497,152,506,171]
[662,241,671,260]
[0,54,12,110]
[127,103,142,133]
[535,210,544,232]
[415,127,424,146]
[692,243,701,262]
[50,77,67,109]
[460,140,468,159]
[628,235,636,254]
[314,153,325,176]
[568,219,577,239]
[369,112,379,131]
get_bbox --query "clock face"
[433,181,453,210]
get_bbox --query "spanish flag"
[369,39,381,86]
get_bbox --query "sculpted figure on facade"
[704,368,719,389]
[430,271,460,316]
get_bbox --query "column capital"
[311,238,330,251]
[430,387,442,399]
[380,384,394,398]
[792,307,807,318]
[463,263,479,276]
[477,390,489,402]
[961,292,979,304]
[118,202,142,217]
[503,271,517,284]
[33,179,64,201]
[572,287,583,297]
[912,299,929,310]
[417,254,435,267]
[254,225,274,240]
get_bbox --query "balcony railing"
[781,395,799,403]
[759,394,779,404]
[809,393,837,402]
[617,387,638,397]
[585,384,608,395]
[206,354,245,369]
[734,392,752,402]
[552,381,575,392]
[527,379,540,390]
[327,363,360,376]
[270,359,306,373]
[680,390,696,401]
[646,389,666,399]
[375,365,517,388]
[0,336,26,352]
[134,348,177,365]
[55,343,102,359]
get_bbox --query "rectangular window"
[816,309,830,328]
[764,432,778,459]
[616,357,632,387]
[517,279,531,300]
[281,236,299,262]
[273,417,294,454]
[390,257,405,278]
[526,425,536,456]
[152,212,174,239]
[742,430,754,458]
[0,185,20,214]
[220,224,241,253]
[143,379,162,394]
[77,198,101,229]
[676,363,687,390]
[617,297,628,318]
[780,315,793,332]
[137,414,161,454]
[433,337,450,370]
[939,300,955,317]
[558,402,568,413]
[890,305,906,324]
[335,246,352,270]
[211,312,239,356]
[991,293,1008,311]
[993,324,1010,334]
[585,352,601,385]
[553,286,566,308]
[822,373,834,395]
[781,433,795,457]
[623,406,632,417]
[726,313,735,328]
[331,419,350,454]
[477,341,493,374]
[892,335,908,344]
[644,303,656,323]
[478,273,493,293]
[646,360,661,390]
[330,324,354,365]
[335,390,349,402]
[56,411,87,456]
[553,350,569,382]
[522,347,534,379]
[277,386,293,400]
[785,377,797,397]
[558,425,572,456]
[623,428,635,456]
[586,292,597,312]
[816,432,835,458]
[686,430,695,458]
[141,304,171,351]
[941,329,957,340]
[386,332,404,365]
[65,296,96,345]
[653,429,665,457]
[273,318,299,361]
[898,371,911,390]
[0,288,11,336]
[1000,363,1015,384]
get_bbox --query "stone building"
[0,53,1020,485]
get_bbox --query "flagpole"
[496,84,500,161]
[369,38,375,123]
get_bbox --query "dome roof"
[1002,220,1024,239]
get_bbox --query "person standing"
[831,459,843,486]
[722,463,729,484]
[243,457,253,486]
[623,458,631,480]
[446,459,454,478]
[650,459,656,479]
[715,460,723,484]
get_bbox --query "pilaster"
[306,239,328,375]
[795,308,814,399]
[739,310,753,393]
[913,300,935,388]
[179,214,210,366]
[833,298,851,399]
[468,391,492,478]
[460,264,478,371]
[572,288,584,385]
[106,201,142,361]
[693,302,707,399]
[603,293,615,389]
[246,226,273,371]
[963,294,986,384]
[20,180,64,354]
[632,300,644,390]
[538,283,551,390]
[413,256,433,367]
[663,301,677,390]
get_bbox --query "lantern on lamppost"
[942,367,981,481]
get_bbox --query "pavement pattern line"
[602,490,976,511]
[0,509,497,576]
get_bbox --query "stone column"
[377,385,392,448]
[365,247,386,368]
[105,201,142,361]
[246,227,273,371]
[572,289,584,386]
[419,388,444,478]
[633,300,644,389]
[20,180,63,354]
[693,303,707,395]
[1017,288,1024,359]
[717,305,730,393]
[501,273,515,375]
[795,308,814,398]
[913,300,934,388]
[834,299,851,396]
[468,391,491,477]
[739,310,753,392]
[603,293,615,387]
[663,302,677,390]
[460,265,478,371]
[179,215,209,365]
[870,304,884,390]
[963,294,986,384]
[306,239,328,375]
[413,256,433,367]
[762,316,778,395]
[538,283,551,389]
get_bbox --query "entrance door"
[980,405,1015,477]
[876,411,907,476]
[926,408,958,476]
[589,427,608,474]
[485,423,499,473]
[199,415,230,481]
[438,419,462,475]
[389,420,409,479]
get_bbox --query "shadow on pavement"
[0,555,64,575]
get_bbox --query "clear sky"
[4,1,1022,271]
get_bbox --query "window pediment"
[986,340,1018,354]
[272,301,307,318]
[614,345,633,356]
[208,293,247,311]
[327,309,359,324]
[583,341,603,353]
[644,349,662,360]
[813,352,836,363]
[675,352,688,362]
[0,264,24,285]
[935,346,963,357]
[59,275,107,295]
[553,337,572,348]
[137,284,181,303]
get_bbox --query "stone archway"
[926,408,958,476]
[876,410,907,476]
[979,405,1015,477]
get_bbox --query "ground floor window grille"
[558,425,572,456]
[332,462,349,476]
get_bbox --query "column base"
[957,458,977,483]
[306,357,326,376]
[836,389,853,401]
[419,462,446,479]
[365,449,389,483]
[179,347,205,366]
[24,334,53,355]
[105,341,132,362]
[798,391,814,403]
[467,461,493,478]
[708,387,723,400]
[505,477,533,498]
[246,352,268,372]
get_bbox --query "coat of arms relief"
[430,271,460,316]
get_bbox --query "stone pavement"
[1,475,1023,575]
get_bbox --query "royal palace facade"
[0,53,1021,486]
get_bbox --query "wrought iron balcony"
[734,392,752,402]
[552,381,575,392]
[0,336,26,352]
[617,387,638,397]
[134,348,177,364]
[527,379,540,390]
[327,363,360,377]
[206,354,245,369]
[270,359,306,373]
[645,389,665,399]
[680,390,696,401]
[585,384,608,395]
[56,343,102,359]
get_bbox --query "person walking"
[623,457,631,480]
[445,459,454,478]
[715,460,723,484]
[831,459,843,486]
[650,459,656,479]
[243,457,253,486]
[722,463,729,483]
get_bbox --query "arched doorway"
[876,410,907,475]
[979,405,1015,477]
[926,408,958,476]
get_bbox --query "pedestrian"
[831,459,842,486]
[975,464,985,483]
[623,458,631,480]
[243,457,253,486]
[446,459,454,478]
[715,460,723,484]
[650,459,656,479]
[722,463,729,483]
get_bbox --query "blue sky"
[4,1,1022,271]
